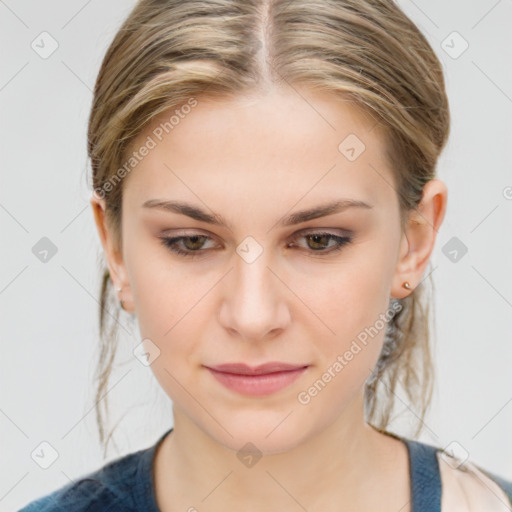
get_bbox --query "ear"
[90,192,135,313]
[391,178,448,299]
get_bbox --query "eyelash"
[159,231,352,259]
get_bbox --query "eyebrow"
[142,198,373,230]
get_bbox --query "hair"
[87,0,450,456]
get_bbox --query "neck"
[154,391,410,511]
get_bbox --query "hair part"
[88,0,450,456]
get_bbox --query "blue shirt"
[18,427,512,511]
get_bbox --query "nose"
[218,245,291,342]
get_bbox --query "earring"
[115,285,122,292]
[402,281,411,290]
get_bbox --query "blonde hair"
[88,0,450,455]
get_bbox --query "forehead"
[122,86,396,212]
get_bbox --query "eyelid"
[159,228,354,259]
[295,227,353,237]
[162,227,353,240]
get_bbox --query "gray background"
[1,0,511,510]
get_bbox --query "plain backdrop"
[1,0,511,510]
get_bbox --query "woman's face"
[95,86,428,453]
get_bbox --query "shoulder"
[18,449,147,512]
[436,447,512,511]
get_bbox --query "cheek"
[126,245,207,401]
[303,256,393,335]
[124,234,200,344]
[296,247,396,373]
[294,272,390,413]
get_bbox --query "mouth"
[204,362,309,396]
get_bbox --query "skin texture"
[91,85,447,511]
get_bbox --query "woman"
[19,0,512,510]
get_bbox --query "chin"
[203,412,310,456]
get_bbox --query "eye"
[288,231,352,254]
[159,230,352,258]
[160,234,215,258]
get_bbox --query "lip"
[204,362,309,396]
[208,362,307,375]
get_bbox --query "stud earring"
[402,281,411,290]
